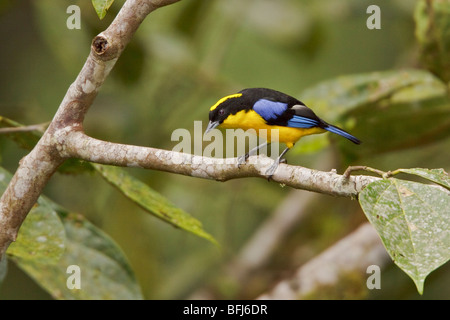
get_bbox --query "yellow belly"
[219,109,325,148]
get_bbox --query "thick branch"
[64,131,379,198]
[0,136,64,255]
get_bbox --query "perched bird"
[205,88,360,176]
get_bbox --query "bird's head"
[205,93,244,134]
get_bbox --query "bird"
[205,88,361,177]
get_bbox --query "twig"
[0,122,50,134]
[343,165,393,180]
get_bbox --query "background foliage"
[0,0,449,299]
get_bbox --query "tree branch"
[63,131,379,197]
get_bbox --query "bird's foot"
[265,156,288,180]
[237,153,249,168]
[265,161,279,180]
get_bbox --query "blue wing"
[286,115,320,128]
[253,99,288,121]
[254,98,361,144]
[254,99,320,128]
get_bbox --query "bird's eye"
[218,109,225,116]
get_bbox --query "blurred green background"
[0,0,449,299]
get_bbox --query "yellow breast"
[220,109,325,148]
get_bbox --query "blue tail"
[324,124,361,144]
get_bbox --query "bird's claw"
[237,153,249,168]
[265,162,279,181]
[265,156,287,181]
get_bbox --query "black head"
[206,93,246,133]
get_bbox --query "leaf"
[0,167,65,264]
[397,168,450,191]
[14,210,143,300]
[319,70,450,158]
[300,69,430,120]
[359,178,450,294]
[0,166,142,299]
[7,205,66,264]
[93,164,217,245]
[92,0,115,19]
[299,69,450,160]
[350,90,450,157]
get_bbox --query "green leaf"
[92,0,115,19]
[93,164,217,245]
[14,210,143,300]
[299,69,450,160]
[359,178,450,294]
[314,70,450,158]
[7,205,66,264]
[300,69,430,120]
[397,168,450,190]
[351,90,449,157]
[0,167,65,264]
[0,166,142,299]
